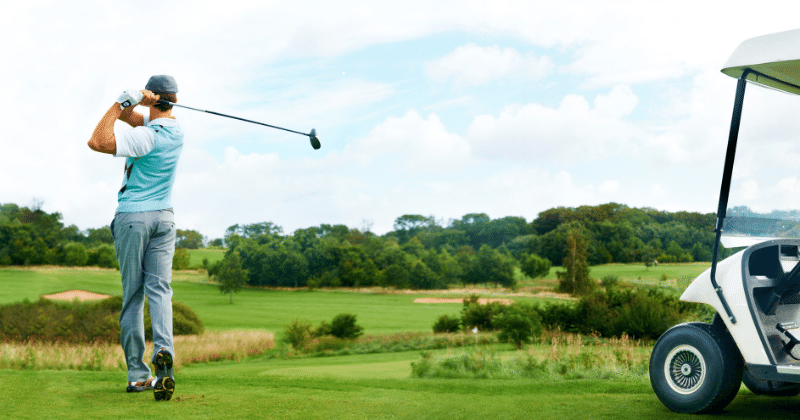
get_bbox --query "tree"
[213,252,248,304]
[465,245,516,288]
[172,248,190,270]
[557,228,594,296]
[329,313,364,339]
[176,229,205,249]
[393,214,437,244]
[61,242,88,266]
[85,226,113,246]
[521,254,551,279]
[494,303,543,349]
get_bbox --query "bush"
[329,313,364,339]
[61,242,89,266]
[494,303,543,349]
[600,275,619,289]
[282,318,314,349]
[432,314,461,333]
[172,248,190,270]
[0,296,203,343]
[532,287,700,340]
[460,295,505,331]
[521,254,551,278]
[87,244,119,269]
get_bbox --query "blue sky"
[3,1,800,240]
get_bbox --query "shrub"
[61,242,89,266]
[494,303,543,349]
[282,318,314,349]
[172,248,190,270]
[314,320,331,337]
[432,314,461,333]
[531,287,705,340]
[600,275,619,289]
[521,254,551,278]
[0,296,203,344]
[329,313,364,339]
[87,244,119,269]
[460,295,505,331]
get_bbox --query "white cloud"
[426,43,552,85]
[5,0,800,241]
[600,180,620,194]
[345,110,471,173]
[466,86,640,164]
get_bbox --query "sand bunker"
[414,297,514,305]
[41,290,112,301]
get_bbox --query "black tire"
[742,369,800,397]
[649,322,743,413]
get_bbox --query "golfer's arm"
[119,106,145,127]
[87,103,120,155]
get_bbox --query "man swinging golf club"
[88,75,181,401]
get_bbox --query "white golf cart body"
[651,28,800,413]
[683,27,800,375]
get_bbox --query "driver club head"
[309,128,321,150]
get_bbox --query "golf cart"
[650,28,800,413]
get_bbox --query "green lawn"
[0,352,793,419]
[0,267,554,335]
[187,248,226,267]
[2,263,793,418]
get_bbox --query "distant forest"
[0,202,721,284]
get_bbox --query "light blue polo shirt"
[115,116,184,213]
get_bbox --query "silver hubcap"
[664,344,706,395]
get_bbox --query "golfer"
[87,75,183,401]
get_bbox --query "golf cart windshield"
[719,29,800,249]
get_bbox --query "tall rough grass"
[0,330,273,371]
[411,331,650,380]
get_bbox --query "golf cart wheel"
[742,369,800,397]
[650,322,743,414]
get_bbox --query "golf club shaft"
[156,100,312,137]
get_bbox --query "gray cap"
[145,75,178,94]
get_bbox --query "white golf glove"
[117,89,143,110]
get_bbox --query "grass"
[187,248,225,268]
[2,262,794,418]
[0,267,557,335]
[517,262,711,296]
[0,351,795,419]
[0,330,273,371]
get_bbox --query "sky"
[3,0,800,240]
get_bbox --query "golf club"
[156,100,321,150]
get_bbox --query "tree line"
[1,202,724,289]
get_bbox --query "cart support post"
[711,74,750,324]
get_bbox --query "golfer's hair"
[153,92,177,112]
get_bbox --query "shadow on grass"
[721,394,800,418]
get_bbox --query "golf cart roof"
[722,28,800,96]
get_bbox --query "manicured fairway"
[187,248,225,267]
[0,265,798,418]
[0,267,554,335]
[0,351,797,419]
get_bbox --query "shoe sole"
[154,377,175,401]
[156,350,173,373]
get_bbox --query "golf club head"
[309,128,321,150]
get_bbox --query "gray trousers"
[112,209,176,382]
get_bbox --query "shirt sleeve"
[115,121,156,158]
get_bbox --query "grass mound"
[0,296,203,344]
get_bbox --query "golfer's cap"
[145,75,178,94]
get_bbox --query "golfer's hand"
[117,89,143,109]
[139,90,161,107]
